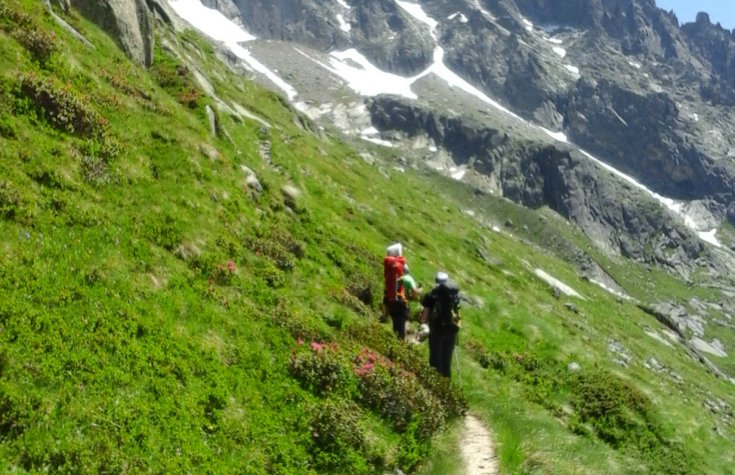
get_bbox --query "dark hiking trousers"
[428,329,456,377]
[388,300,408,340]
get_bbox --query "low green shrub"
[0,115,16,138]
[15,72,107,138]
[247,224,305,270]
[346,274,378,308]
[0,1,56,66]
[354,348,445,437]
[149,46,202,109]
[472,336,699,474]
[269,305,333,343]
[135,210,185,251]
[13,28,57,66]
[98,66,152,101]
[0,180,21,219]
[0,387,26,440]
[308,399,371,474]
[331,288,373,318]
[570,370,653,448]
[289,341,356,397]
[396,418,432,472]
[248,237,296,271]
[347,322,468,420]
[570,369,698,473]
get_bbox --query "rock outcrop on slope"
[565,77,733,202]
[70,0,154,66]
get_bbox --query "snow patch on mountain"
[448,12,469,23]
[591,279,632,300]
[336,14,351,32]
[395,0,438,29]
[698,228,721,247]
[645,329,674,347]
[168,0,298,99]
[229,45,298,99]
[425,48,523,119]
[328,49,419,98]
[169,0,254,42]
[552,46,567,58]
[564,64,580,76]
[540,127,567,143]
[470,0,495,21]
[450,166,467,180]
[360,126,394,147]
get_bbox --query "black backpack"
[429,283,459,331]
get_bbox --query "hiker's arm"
[420,307,429,324]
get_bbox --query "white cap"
[435,272,448,284]
[386,243,402,256]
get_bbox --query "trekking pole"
[454,333,462,387]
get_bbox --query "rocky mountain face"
[200,0,734,215]
[682,13,735,106]
[368,95,706,275]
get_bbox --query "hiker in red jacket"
[383,243,411,340]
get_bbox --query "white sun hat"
[386,243,403,256]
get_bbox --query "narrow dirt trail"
[460,414,498,475]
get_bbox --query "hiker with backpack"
[420,272,461,378]
[383,243,414,340]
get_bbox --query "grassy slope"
[0,1,733,473]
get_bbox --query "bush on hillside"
[569,370,653,447]
[347,322,468,420]
[0,181,21,219]
[308,399,371,474]
[0,114,16,138]
[14,28,57,66]
[15,73,107,138]
[289,341,356,397]
[289,330,468,473]
[270,305,333,343]
[0,0,57,66]
[354,348,444,438]
[331,288,373,318]
[149,46,202,109]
